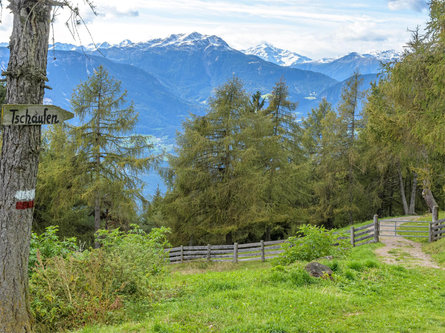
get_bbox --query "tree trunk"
[94,193,101,248]
[0,1,51,332]
[408,172,417,215]
[422,179,438,213]
[398,169,409,215]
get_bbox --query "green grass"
[75,242,445,333]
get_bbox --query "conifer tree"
[71,66,155,241]
[261,79,307,239]
[162,78,265,244]
[34,125,95,240]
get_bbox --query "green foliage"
[29,226,79,273]
[159,78,308,245]
[275,225,351,264]
[29,226,170,332]
[34,125,94,242]
[76,243,445,333]
[70,65,157,231]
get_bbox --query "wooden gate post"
[430,206,439,242]
[373,215,379,243]
[261,240,265,262]
[233,243,238,263]
[207,244,211,262]
[350,226,355,247]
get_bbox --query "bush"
[30,225,170,332]
[29,226,78,273]
[274,225,350,265]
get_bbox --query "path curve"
[375,216,441,269]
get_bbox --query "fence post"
[233,242,238,263]
[350,226,355,247]
[430,206,439,242]
[261,240,265,262]
[180,245,184,263]
[207,244,211,262]
[373,215,379,243]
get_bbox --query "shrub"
[29,226,78,273]
[274,224,350,265]
[30,225,170,332]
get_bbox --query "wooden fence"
[168,239,286,264]
[167,217,380,264]
[166,211,445,263]
[349,215,379,247]
[431,218,445,242]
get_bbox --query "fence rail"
[168,239,287,264]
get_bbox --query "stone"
[305,262,333,279]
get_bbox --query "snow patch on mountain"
[243,43,311,67]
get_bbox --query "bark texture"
[408,173,417,215]
[422,179,438,213]
[0,1,51,332]
[398,169,409,216]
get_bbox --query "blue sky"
[0,0,430,59]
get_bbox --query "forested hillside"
[30,2,445,248]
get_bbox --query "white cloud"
[388,0,428,12]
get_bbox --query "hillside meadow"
[74,227,445,333]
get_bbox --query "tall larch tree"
[71,66,155,243]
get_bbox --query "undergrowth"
[29,225,171,332]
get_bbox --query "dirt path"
[375,217,441,269]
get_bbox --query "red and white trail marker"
[14,190,35,210]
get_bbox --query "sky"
[0,0,430,59]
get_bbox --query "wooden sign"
[1,104,74,126]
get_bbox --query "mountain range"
[0,32,399,194]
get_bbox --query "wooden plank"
[355,229,372,237]
[336,236,349,240]
[355,234,375,242]
[210,249,233,254]
[1,104,74,125]
[263,240,286,246]
[166,246,182,252]
[437,218,445,223]
[355,240,376,246]
[171,254,206,260]
[179,250,209,255]
[238,242,262,248]
[237,247,262,253]
[238,257,262,262]
[433,229,445,236]
[264,245,282,251]
[382,220,430,223]
[396,230,429,234]
[210,244,235,250]
[395,225,429,229]
[354,223,374,231]
[182,245,208,250]
[433,224,445,230]
[238,252,262,258]
[264,250,284,256]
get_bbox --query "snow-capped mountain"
[243,44,401,81]
[50,32,231,53]
[293,51,401,81]
[243,43,311,67]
